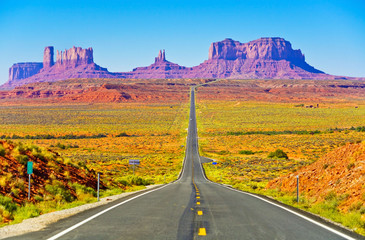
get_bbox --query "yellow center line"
[198,210,203,215]
[198,228,207,236]
[197,196,200,199]
[197,202,200,205]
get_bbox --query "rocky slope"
[3,37,363,89]
[0,140,102,206]
[268,142,365,212]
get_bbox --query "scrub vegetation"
[197,99,365,235]
[0,102,189,226]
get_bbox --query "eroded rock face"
[129,50,190,79]
[3,38,362,90]
[155,49,166,63]
[8,63,43,84]
[56,46,93,69]
[43,46,54,69]
[207,38,322,73]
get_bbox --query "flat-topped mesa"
[207,37,322,73]
[209,37,304,61]
[8,62,43,83]
[155,49,166,63]
[43,46,54,69]
[56,46,94,68]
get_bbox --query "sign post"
[296,176,299,203]
[27,161,33,200]
[97,172,101,201]
[129,159,140,175]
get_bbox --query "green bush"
[14,204,41,221]
[0,195,17,212]
[0,145,5,157]
[268,149,288,159]
[15,154,29,165]
[45,181,74,202]
[239,150,255,155]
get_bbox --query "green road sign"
[27,161,33,175]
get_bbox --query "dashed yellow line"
[197,202,200,205]
[198,210,203,215]
[198,228,207,236]
[196,196,200,199]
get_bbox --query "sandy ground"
[0,184,162,239]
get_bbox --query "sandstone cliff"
[43,46,54,69]
[3,38,362,89]
[56,46,93,68]
[8,62,43,86]
[2,46,116,89]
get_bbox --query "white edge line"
[47,94,197,240]
[192,89,357,240]
[196,153,357,240]
[47,183,172,240]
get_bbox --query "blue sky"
[0,0,364,84]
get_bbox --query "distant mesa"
[2,37,362,89]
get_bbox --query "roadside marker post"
[27,161,33,200]
[97,172,101,201]
[296,176,299,203]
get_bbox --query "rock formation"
[55,46,93,68]
[155,49,166,63]
[43,46,54,69]
[2,46,116,89]
[127,50,190,79]
[207,38,322,74]
[8,62,43,86]
[2,37,363,89]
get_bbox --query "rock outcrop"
[55,46,93,68]
[155,49,166,63]
[187,37,326,79]
[2,37,363,89]
[125,50,191,79]
[8,62,43,86]
[2,46,116,89]
[43,46,54,69]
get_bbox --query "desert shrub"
[0,196,17,212]
[34,195,43,202]
[268,149,288,159]
[130,176,152,186]
[116,132,129,137]
[0,145,5,157]
[239,150,255,155]
[347,162,355,170]
[15,154,29,165]
[14,204,41,221]
[324,191,337,201]
[349,201,363,212]
[70,182,96,198]
[45,181,74,202]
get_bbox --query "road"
[9,88,363,240]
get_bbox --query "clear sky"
[0,0,364,84]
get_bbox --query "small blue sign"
[212,161,217,165]
[129,159,140,165]
[27,161,33,174]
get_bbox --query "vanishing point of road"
[8,87,364,240]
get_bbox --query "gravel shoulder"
[0,184,162,239]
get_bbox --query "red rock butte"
[2,37,363,89]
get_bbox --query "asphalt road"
[9,88,364,240]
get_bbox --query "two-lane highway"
[9,88,363,240]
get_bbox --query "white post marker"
[296,175,299,203]
[97,172,100,201]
